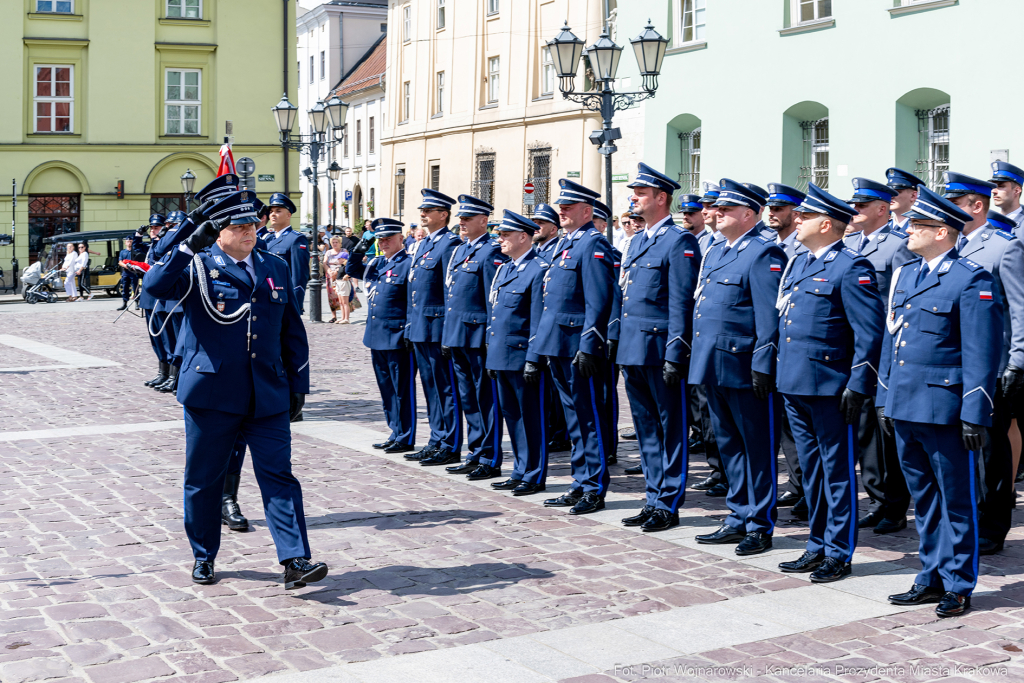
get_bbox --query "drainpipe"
[283,0,291,197]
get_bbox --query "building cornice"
[381,109,600,145]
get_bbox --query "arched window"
[782,101,828,191]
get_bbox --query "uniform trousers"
[544,364,569,445]
[706,387,779,534]
[371,348,417,447]
[167,310,183,367]
[622,366,688,513]
[412,341,462,453]
[451,347,502,467]
[977,388,1014,543]
[894,420,979,596]
[783,395,858,561]
[227,434,246,477]
[120,273,135,302]
[183,406,310,564]
[547,356,614,495]
[143,308,169,364]
[689,384,725,483]
[495,369,548,484]
[778,408,803,497]
[857,398,910,520]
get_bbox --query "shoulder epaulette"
[261,249,287,264]
[995,229,1014,240]
[754,235,772,245]
[447,233,460,240]
[958,258,984,272]
[890,227,909,238]
[672,225,684,234]
[538,261,549,268]
[842,247,860,259]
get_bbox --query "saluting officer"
[886,168,924,233]
[844,177,915,535]
[347,218,417,453]
[775,184,885,582]
[944,171,1024,556]
[143,190,326,589]
[152,210,190,394]
[880,186,1003,618]
[691,179,786,556]
[406,189,463,464]
[487,211,550,497]
[263,193,310,314]
[617,164,700,532]
[989,161,1024,231]
[140,214,172,388]
[535,179,617,515]
[438,195,508,479]
[117,236,135,311]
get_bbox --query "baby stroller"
[23,267,62,304]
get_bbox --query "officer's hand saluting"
[188,197,219,224]
[962,422,988,452]
[185,217,229,252]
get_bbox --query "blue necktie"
[956,235,966,252]
[916,263,929,287]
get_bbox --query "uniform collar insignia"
[657,226,667,236]
[255,252,264,262]
[214,255,225,266]
[939,260,953,273]
[737,237,751,251]
[825,251,838,261]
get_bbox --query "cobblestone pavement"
[1,295,1023,683]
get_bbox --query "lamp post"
[328,161,341,233]
[180,169,196,209]
[271,92,349,323]
[548,20,668,241]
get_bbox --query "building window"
[36,0,73,12]
[487,57,500,104]
[151,194,197,216]
[355,119,362,156]
[526,147,551,214]
[403,5,411,42]
[165,69,201,135]
[430,164,441,191]
[436,71,445,115]
[28,195,80,265]
[795,0,831,23]
[437,0,445,29]
[369,117,375,154]
[34,65,73,134]
[343,124,349,157]
[369,187,376,217]
[320,51,325,80]
[799,117,829,191]
[309,56,314,84]
[487,0,499,15]
[678,129,701,194]
[541,47,555,95]
[166,0,200,19]
[403,81,411,121]
[396,174,406,217]
[917,105,950,192]
[473,153,496,205]
[297,60,301,83]
[678,0,706,44]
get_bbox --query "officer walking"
[263,193,310,314]
[989,161,1024,230]
[880,185,1003,618]
[439,195,508,479]
[143,190,326,589]
[487,211,550,497]
[535,179,617,515]
[775,184,885,582]
[617,164,700,532]
[691,179,786,555]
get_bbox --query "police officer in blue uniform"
[944,171,1024,555]
[535,179,617,515]
[880,185,1003,618]
[885,168,924,233]
[616,164,700,532]
[116,236,136,310]
[153,210,190,394]
[989,161,1024,231]
[140,214,172,388]
[697,182,722,256]
[532,204,561,260]
[487,211,550,496]
[347,218,417,453]
[439,195,508,478]
[743,183,775,240]
[774,184,885,582]
[844,177,916,534]
[691,179,786,555]
[263,193,310,314]
[591,200,613,233]
[407,189,464,465]
[143,190,327,589]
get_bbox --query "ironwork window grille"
[487,57,500,104]
[165,69,200,135]
[34,65,73,133]
[917,105,950,192]
[37,0,73,12]
[437,0,445,29]
[431,165,441,191]
[473,153,496,206]
[541,47,555,95]
[799,117,829,191]
[28,195,79,265]
[796,0,831,23]
[151,194,198,217]
[678,0,706,44]
[167,0,200,18]
[526,148,551,215]
[678,129,701,194]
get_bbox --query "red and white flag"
[217,141,236,177]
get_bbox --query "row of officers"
[351,159,1024,620]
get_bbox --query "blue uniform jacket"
[142,244,310,417]
[535,236,559,262]
[405,227,462,343]
[531,223,616,359]
[265,227,311,302]
[878,251,1003,427]
[617,220,700,368]
[441,237,507,348]
[688,230,786,389]
[347,249,412,351]
[118,248,131,266]
[486,252,547,371]
[138,240,161,310]
[843,223,914,297]
[776,243,885,396]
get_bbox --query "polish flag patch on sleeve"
[769,263,782,272]
[684,249,695,257]
[858,275,872,285]
[594,252,605,259]
[980,291,993,301]
[493,259,503,266]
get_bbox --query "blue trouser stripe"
[589,377,609,497]
[847,424,858,559]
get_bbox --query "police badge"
[217,301,226,312]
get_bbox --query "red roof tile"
[332,35,386,98]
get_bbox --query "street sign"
[566,171,581,178]
[612,173,629,182]
[258,174,275,182]
[524,182,535,194]
[239,177,256,192]
[344,190,353,201]
[237,157,255,177]
[523,194,535,206]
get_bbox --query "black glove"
[607,339,618,365]
[157,225,170,239]
[663,360,684,387]
[1002,364,1024,401]
[487,369,498,380]
[877,406,894,437]
[839,388,869,426]
[184,218,227,253]
[572,350,602,379]
[188,197,218,224]
[136,226,148,238]
[401,336,413,352]
[289,393,305,422]
[352,234,374,255]
[441,345,452,360]
[962,421,988,451]
[751,370,775,401]
[523,361,542,385]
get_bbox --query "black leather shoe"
[979,537,1004,555]
[544,490,583,507]
[384,442,416,454]
[641,510,679,532]
[420,450,461,466]
[705,482,728,497]
[1016,470,1024,484]
[873,517,907,535]
[192,560,216,585]
[373,440,396,450]
[776,491,801,507]
[779,550,826,573]
[282,557,329,590]
[116,302,128,311]
[406,444,439,461]
[620,429,638,441]
[791,497,809,521]
[512,482,546,496]
[607,454,618,465]
[145,362,169,387]
[888,583,944,606]
[692,475,718,491]
[936,592,971,618]
[857,510,885,529]
[622,505,656,527]
[569,492,605,515]
[467,465,501,481]
[696,524,745,544]
[547,439,572,452]
[491,478,522,490]
[221,474,248,531]
[735,531,773,556]
[445,461,479,474]
[624,465,643,475]
[810,557,852,583]
[687,435,706,454]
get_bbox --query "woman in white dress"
[61,244,79,301]
[75,242,93,300]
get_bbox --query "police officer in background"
[698,182,721,254]
[116,236,136,310]
[886,168,923,233]
[743,183,775,240]
[844,177,915,535]
[407,190,464,465]
[487,211,550,496]
[990,161,1024,230]
[439,195,508,479]
[152,210,189,394]
[775,184,885,582]
[880,186,1003,618]
[691,179,785,556]
[944,171,1024,555]
[263,193,310,314]
[592,200,613,234]
[143,191,326,589]
[532,204,562,260]
[140,214,171,388]
[347,218,417,453]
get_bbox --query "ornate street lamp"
[631,20,669,93]
[548,22,586,93]
[328,161,342,231]
[271,93,299,141]
[324,95,349,132]
[180,169,196,208]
